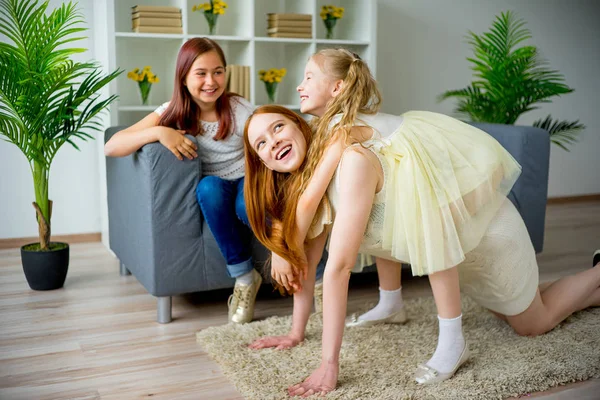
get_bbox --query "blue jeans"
[196,176,325,281]
[196,176,253,278]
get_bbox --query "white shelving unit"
[96,0,377,127]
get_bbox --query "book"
[132,26,183,34]
[268,20,312,28]
[243,66,250,101]
[225,65,232,91]
[132,5,181,13]
[236,65,244,98]
[268,32,312,39]
[267,13,312,21]
[229,64,239,94]
[132,11,182,19]
[132,18,182,29]
[267,27,312,34]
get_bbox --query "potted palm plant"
[0,0,120,290]
[439,10,585,151]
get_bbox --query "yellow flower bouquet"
[259,68,287,104]
[192,0,228,35]
[127,66,159,105]
[320,5,344,39]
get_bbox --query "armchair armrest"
[105,127,205,296]
[471,123,550,252]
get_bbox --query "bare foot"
[248,334,303,350]
[287,360,338,397]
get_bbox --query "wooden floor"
[0,201,599,400]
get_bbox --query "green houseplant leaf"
[438,10,585,150]
[0,0,121,249]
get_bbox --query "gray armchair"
[470,122,550,252]
[104,127,268,323]
[104,123,549,323]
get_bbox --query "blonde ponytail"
[300,48,382,195]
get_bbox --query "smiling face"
[297,56,341,117]
[184,50,226,108]
[247,113,308,173]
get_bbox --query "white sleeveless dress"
[312,111,538,315]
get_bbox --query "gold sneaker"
[314,281,324,313]
[228,269,262,324]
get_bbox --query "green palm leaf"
[533,115,585,152]
[439,10,583,150]
[0,0,121,249]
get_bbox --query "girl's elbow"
[297,196,318,216]
[104,140,121,157]
[104,142,115,157]
[104,131,130,157]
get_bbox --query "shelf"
[116,32,184,40]
[187,0,252,37]
[185,34,252,42]
[118,106,160,112]
[315,39,369,45]
[103,0,376,125]
[254,37,314,44]
[256,104,300,109]
[255,41,312,106]
[118,104,300,112]
[115,34,369,46]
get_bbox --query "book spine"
[132,5,181,13]
[267,32,312,39]
[267,13,312,21]
[267,27,312,34]
[235,65,242,98]
[243,66,250,101]
[132,26,183,34]
[229,65,239,95]
[132,18,182,28]
[225,65,232,92]
[267,20,312,28]
[132,11,182,19]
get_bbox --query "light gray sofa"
[104,123,550,323]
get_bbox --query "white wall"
[0,0,101,239]
[1,0,598,240]
[377,0,600,197]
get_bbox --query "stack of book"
[225,65,251,101]
[267,13,312,39]
[131,5,182,34]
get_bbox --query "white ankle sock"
[358,287,404,321]
[427,314,466,373]
[235,270,254,286]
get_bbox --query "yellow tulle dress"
[320,111,523,277]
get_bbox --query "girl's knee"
[509,319,550,337]
[235,196,249,225]
[196,176,226,203]
[197,175,222,192]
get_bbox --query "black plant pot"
[21,242,69,290]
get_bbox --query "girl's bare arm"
[295,125,373,243]
[248,229,328,350]
[104,112,197,160]
[288,148,379,395]
[294,138,344,242]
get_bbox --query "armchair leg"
[157,296,172,324]
[119,262,131,276]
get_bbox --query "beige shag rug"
[196,297,600,400]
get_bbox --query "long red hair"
[243,106,314,283]
[158,37,239,140]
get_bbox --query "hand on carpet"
[287,361,338,397]
[248,335,302,350]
